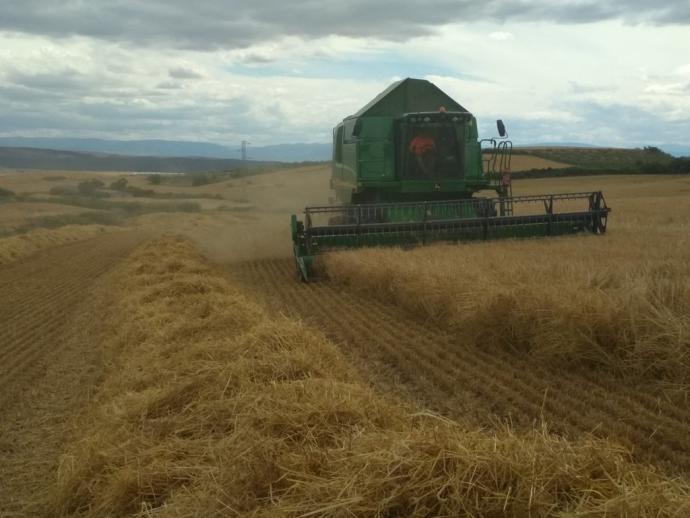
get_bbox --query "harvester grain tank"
[291,78,609,280]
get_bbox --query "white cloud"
[488,31,514,40]
[673,63,690,76]
[644,82,687,94]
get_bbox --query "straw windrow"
[49,236,690,516]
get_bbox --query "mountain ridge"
[0,137,333,162]
[0,146,289,173]
[0,137,687,163]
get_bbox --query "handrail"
[305,191,605,215]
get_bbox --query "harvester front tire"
[595,212,608,234]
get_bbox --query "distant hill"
[512,146,674,172]
[520,142,689,158]
[0,146,285,173]
[248,143,332,162]
[519,142,600,149]
[0,137,332,162]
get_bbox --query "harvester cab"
[291,78,609,281]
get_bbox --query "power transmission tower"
[239,140,250,161]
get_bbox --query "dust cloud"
[134,165,333,264]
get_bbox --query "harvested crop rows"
[0,231,146,514]
[0,231,145,407]
[233,258,690,475]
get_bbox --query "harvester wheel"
[590,192,608,234]
[595,210,608,234]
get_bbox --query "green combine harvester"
[291,78,610,280]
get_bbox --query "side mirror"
[497,119,506,137]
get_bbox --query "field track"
[0,231,145,515]
[232,258,690,475]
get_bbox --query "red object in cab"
[409,135,436,155]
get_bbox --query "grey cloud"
[1,1,688,50]
[1,68,149,107]
[157,81,183,90]
[0,60,264,138]
[7,68,88,92]
[0,84,66,102]
[240,53,276,64]
[169,67,203,79]
[0,78,295,143]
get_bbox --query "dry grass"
[321,177,690,387]
[0,170,113,194]
[47,236,690,516]
[0,225,114,266]
[0,202,104,231]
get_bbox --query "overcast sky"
[1,1,689,147]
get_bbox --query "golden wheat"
[322,185,690,387]
[48,236,690,516]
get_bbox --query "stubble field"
[0,167,689,516]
